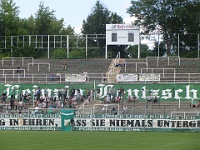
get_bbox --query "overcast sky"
[13,0,135,33]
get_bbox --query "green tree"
[127,0,200,57]
[175,1,200,57]
[60,25,75,35]
[109,12,123,24]
[35,2,64,35]
[13,45,37,57]
[82,0,123,58]
[82,1,110,35]
[0,0,20,56]
[0,0,20,36]
[18,15,36,35]
[153,41,166,57]
[127,44,154,58]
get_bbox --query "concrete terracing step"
[107,59,125,83]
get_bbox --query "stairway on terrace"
[106,59,126,83]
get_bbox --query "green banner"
[95,83,200,101]
[61,110,74,131]
[0,83,199,101]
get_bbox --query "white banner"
[116,74,138,82]
[65,74,86,82]
[139,74,160,81]
[74,118,200,129]
[0,117,61,130]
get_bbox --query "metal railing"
[0,69,25,78]
[2,57,34,66]
[124,61,148,72]
[140,68,176,83]
[27,63,51,72]
[146,56,180,66]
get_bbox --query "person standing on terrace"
[103,74,106,83]
[62,63,66,70]
[51,71,55,81]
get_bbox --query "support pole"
[47,35,50,59]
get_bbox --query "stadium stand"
[0,57,200,117]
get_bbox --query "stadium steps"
[106,59,125,83]
[1,57,200,83]
[78,99,196,116]
[0,58,112,83]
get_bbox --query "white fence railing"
[0,69,25,78]
[140,68,176,79]
[27,63,51,72]
[171,111,200,119]
[2,57,34,66]
[146,56,180,66]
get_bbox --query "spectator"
[56,73,61,80]
[35,105,39,114]
[76,89,81,103]
[102,74,106,83]
[111,105,115,111]
[115,60,124,67]
[115,63,121,67]
[96,89,100,98]
[89,89,94,101]
[128,95,136,102]
[58,88,62,100]
[124,61,128,67]
[71,87,75,98]
[18,100,23,113]
[196,101,200,108]
[1,91,7,103]
[133,95,138,102]
[123,105,127,113]
[118,87,124,101]
[83,72,88,82]
[33,89,37,100]
[16,66,20,73]
[153,96,158,103]
[128,95,132,102]
[115,96,120,103]
[36,87,41,101]
[190,99,199,108]
[62,63,66,70]
[102,106,105,112]
[14,100,19,110]
[111,105,117,115]
[10,95,15,110]
[103,95,110,104]
[82,88,86,99]
[147,95,152,103]
[42,101,47,108]
[108,87,112,101]
[118,88,122,99]
[70,118,75,130]
[63,88,68,101]
[44,88,48,98]
[51,71,55,81]
[111,87,116,102]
